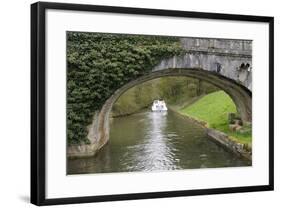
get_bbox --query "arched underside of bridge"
[67,68,252,158]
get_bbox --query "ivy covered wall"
[67,32,184,144]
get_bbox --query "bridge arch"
[67,37,252,158]
[70,68,251,158]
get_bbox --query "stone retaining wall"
[169,108,252,161]
[206,128,252,161]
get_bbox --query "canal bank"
[169,107,251,161]
[169,92,252,161]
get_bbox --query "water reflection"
[67,110,250,174]
[122,112,178,171]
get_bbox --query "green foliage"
[180,91,252,145]
[112,76,218,117]
[67,32,184,144]
[112,81,157,116]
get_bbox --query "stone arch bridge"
[68,37,252,158]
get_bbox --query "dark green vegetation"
[112,76,218,117]
[67,32,185,144]
[180,91,252,145]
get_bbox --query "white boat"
[151,99,168,111]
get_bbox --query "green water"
[67,110,250,174]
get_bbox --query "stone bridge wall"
[154,38,252,90]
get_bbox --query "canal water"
[67,110,250,174]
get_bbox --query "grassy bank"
[180,90,252,146]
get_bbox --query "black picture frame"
[31,1,274,206]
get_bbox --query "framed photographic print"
[31,1,274,206]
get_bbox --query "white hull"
[151,100,168,111]
[152,107,168,111]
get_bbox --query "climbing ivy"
[67,32,184,144]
